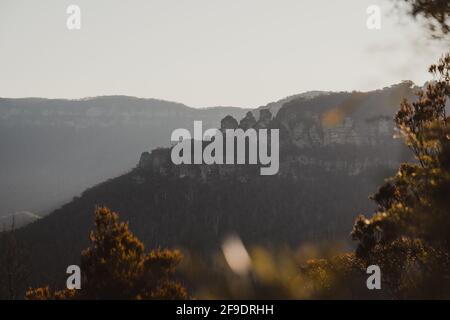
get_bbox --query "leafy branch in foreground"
[351,52,450,298]
[399,0,450,38]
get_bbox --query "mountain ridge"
[8,81,424,289]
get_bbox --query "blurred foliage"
[351,52,450,298]
[180,242,384,299]
[26,207,188,300]
[397,0,450,38]
[179,54,450,300]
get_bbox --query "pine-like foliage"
[351,53,450,298]
[26,207,188,299]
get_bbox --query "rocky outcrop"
[137,82,416,181]
[138,148,171,175]
[239,111,257,130]
[255,109,273,129]
[220,115,239,130]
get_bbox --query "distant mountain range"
[10,81,424,288]
[0,96,249,218]
[0,92,334,220]
[253,90,330,117]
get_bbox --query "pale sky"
[0,0,447,108]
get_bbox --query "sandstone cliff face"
[136,110,271,181]
[137,82,416,180]
[286,114,392,148]
[277,82,416,148]
[239,111,257,130]
[274,82,417,175]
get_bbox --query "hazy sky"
[0,0,447,108]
